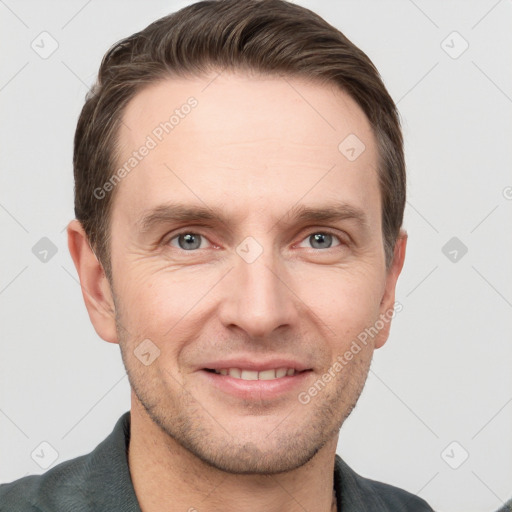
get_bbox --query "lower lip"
[199,370,313,400]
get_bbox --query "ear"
[67,219,118,344]
[374,229,407,349]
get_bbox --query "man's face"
[107,72,402,474]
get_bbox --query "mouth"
[200,366,313,400]
[204,367,306,380]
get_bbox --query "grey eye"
[171,233,204,250]
[309,233,335,249]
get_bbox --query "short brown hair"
[73,0,405,280]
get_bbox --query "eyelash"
[164,229,347,252]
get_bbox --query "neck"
[127,397,338,512]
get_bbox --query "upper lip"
[201,357,311,372]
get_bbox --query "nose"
[217,241,298,339]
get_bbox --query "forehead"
[112,71,380,229]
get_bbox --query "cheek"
[116,265,216,345]
[292,265,384,331]
[114,275,195,386]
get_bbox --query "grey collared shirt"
[0,411,434,511]
[496,500,512,512]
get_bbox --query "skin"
[68,71,407,512]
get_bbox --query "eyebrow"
[137,201,370,234]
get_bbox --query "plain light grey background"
[1,1,511,511]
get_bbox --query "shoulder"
[334,455,435,511]
[0,453,92,512]
[356,477,434,511]
[0,411,137,512]
[496,499,512,512]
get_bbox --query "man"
[0,0,434,510]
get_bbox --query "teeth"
[276,368,287,378]
[229,368,241,378]
[258,369,276,380]
[240,370,258,380]
[213,367,297,380]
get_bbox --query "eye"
[297,231,343,250]
[168,232,212,251]
[165,230,345,252]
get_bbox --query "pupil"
[311,233,331,249]
[180,233,200,250]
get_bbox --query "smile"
[209,367,298,380]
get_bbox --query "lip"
[199,357,311,373]
[199,368,313,400]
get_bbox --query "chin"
[182,436,325,475]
